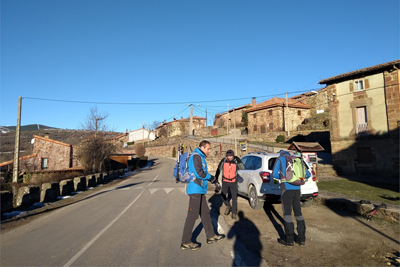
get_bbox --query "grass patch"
[318,180,400,205]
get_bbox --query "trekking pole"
[363,203,387,221]
[175,144,181,183]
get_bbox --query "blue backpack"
[173,152,198,183]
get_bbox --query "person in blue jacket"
[181,140,225,250]
[272,150,311,247]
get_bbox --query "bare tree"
[77,107,117,173]
[151,120,161,131]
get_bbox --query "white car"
[237,151,318,209]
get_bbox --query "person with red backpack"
[215,150,245,220]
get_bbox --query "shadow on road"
[263,203,285,240]
[228,211,262,267]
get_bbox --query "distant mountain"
[1,124,60,132]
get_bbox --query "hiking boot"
[231,213,237,220]
[180,242,201,250]
[224,205,232,215]
[298,241,305,247]
[207,234,226,244]
[278,239,294,247]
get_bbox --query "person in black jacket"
[215,150,245,220]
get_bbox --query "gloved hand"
[209,175,217,184]
[214,181,222,192]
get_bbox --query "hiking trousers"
[221,181,238,214]
[281,189,306,243]
[181,194,215,244]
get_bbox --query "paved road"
[1,157,266,266]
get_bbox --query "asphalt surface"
[0,157,267,267]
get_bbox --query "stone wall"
[214,107,249,128]
[384,69,400,133]
[247,107,311,135]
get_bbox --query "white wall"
[129,129,155,142]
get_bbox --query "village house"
[319,59,399,176]
[245,97,313,134]
[213,103,252,129]
[0,132,136,177]
[128,128,155,143]
[290,87,330,116]
[156,116,206,138]
[107,132,129,147]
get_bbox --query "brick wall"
[384,69,400,134]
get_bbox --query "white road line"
[63,174,159,267]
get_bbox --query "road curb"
[315,191,400,223]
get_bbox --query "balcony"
[356,122,368,135]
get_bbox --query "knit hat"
[226,150,234,157]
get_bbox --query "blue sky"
[1,0,399,132]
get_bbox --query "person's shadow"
[228,211,262,267]
[191,193,224,243]
[263,203,286,240]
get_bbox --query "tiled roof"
[33,135,74,147]
[290,88,326,99]
[156,116,206,128]
[0,154,38,167]
[107,133,128,140]
[245,97,312,113]
[215,103,252,117]
[319,59,400,84]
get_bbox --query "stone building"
[32,135,81,171]
[108,132,129,147]
[156,116,206,138]
[319,59,399,176]
[290,87,329,116]
[245,97,313,134]
[214,103,252,129]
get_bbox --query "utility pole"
[206,109,207,127]
[233,107,237,155]
[13,97,22,183]
[189,104,193,136]
[226,103,229,134]
[148,124,150,145]
[285,92,290,136]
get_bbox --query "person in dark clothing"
[272,150,310,247]
[181,140,225,251]
[215,149,245,220]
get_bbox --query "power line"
[22,89,313,105]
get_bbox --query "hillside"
[1,124,59,132]
[0,129,121,163]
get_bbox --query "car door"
[238,156,258,195]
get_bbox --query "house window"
[356,106,368,135]
[268,110,272,116]
[41,158,48,170]
[269,123,273,130]
[260,125,266,133]
[253,113,257,118]
[355,80,364,91]
[357,147,373,164]
[253,125,258,132]
[298,110,301,116]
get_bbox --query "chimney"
[181,116,183,119]
[252,97,256,106]
[174,118,176,120]
[44,132,49,139]
[126,129,128,133]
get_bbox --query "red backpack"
[223,159,237,182]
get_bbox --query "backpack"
[173,152,198,183]
[278,155,307,185]
[222,159,237,182]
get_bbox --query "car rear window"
[268,157,277,170]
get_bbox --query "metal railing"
[356,123,368,135]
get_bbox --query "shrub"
[135,144,146,157]
[276,135,285,143]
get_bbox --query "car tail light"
[312,171,316,181]
[259,172,270,183]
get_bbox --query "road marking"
[148,188,161,194]
[63,174,159,267]
[163,188,174,193]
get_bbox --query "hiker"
[272,150,310,247]
[215,149,245,220]
[181,140,225,250]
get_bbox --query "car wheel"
[248,185,264,210]
[301,199,313,208]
